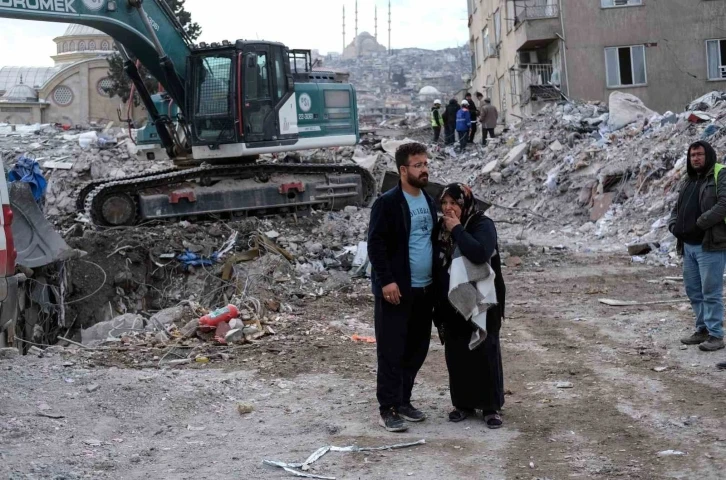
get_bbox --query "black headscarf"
[436,182,482,268]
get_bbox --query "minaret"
[375,5,378,39]
[355,0,359,39]
[342,5,346,53]
[388,0,391,55]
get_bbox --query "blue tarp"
[177,250,219,270]
[7,156,47,202]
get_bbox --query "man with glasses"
[367,142,437,432]
[669,140,726,353]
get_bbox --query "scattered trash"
[555,381,574,389]
[8,155,47,202]
[264,439,425,479]
[598,297,687,307]
[652,366,668,372]
[199,304,240,327]
[237,403,255,415]
[351,334,376,343]
[656,450,685,457]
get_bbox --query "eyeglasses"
[406,162,429,169]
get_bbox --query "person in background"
[456,100,472,151]
[668,140,726,353]
[431,99,444,144]
[465,93,479,144]
[367,142,437,432]
[479,98,498,146]
[442,98,459,146]
[433,183,506,428]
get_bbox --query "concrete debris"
[607,92,656,131]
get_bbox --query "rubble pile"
[360,91,726,264]
[0,122,173,218]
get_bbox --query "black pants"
[444,124,456,145]
[457,130,468,150]
[469,122,478,143]
[432,126,441,143]
[482,128,495,145]
[374,286,434,413]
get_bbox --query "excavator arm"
[0,0,190,99]
[0,0,192,156]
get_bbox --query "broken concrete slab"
[502,143,528,166]
[627,242,660,256]
[81,313,145,346]
[549,140,564,152]
[590,192,616,221]
[482,159,499,175]
[607,91,656,131]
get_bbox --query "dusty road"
[1,250,724,479]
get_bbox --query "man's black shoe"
[379,408,408,432]
[716,361,726,370]
[398,404,426,422]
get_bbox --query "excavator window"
[190,54,237,144]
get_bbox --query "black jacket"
[466,99,479,121]
[432,214,506,333]
[443,99,459,127]
[367,183,438,297]
[668,140,726,253]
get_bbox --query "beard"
[407,170,429,188]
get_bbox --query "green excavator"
[0,0,375,226]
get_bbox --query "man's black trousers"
[374,286,434,413]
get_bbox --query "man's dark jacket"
[668,140,726,254]
[367,183,437,297]
[466,99,479,122]
[442,99,459,127]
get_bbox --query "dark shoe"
[716,361,726,370]
[681,330,709,345]
[698,336,725,352]
[398,404,426,422]
[448,408,473,423]
[379,408,408,432]
[483,412,503,429]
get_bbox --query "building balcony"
[512,63,563,105]
[512,1,562,51]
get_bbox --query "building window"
[483,26,490,58]
[52,86,73,106]
[601,0,642,7]
[101,40,110,50]
[494,9,502,46]
[97,77,113,96]
[706,39,726,80]
[62,42,68,52]
[498,76,507,115]
[78,41,86,51]
[89,40,96,50]
[69,41,76,51]
[605,45,647,87]
[506,1,515,32]
[467,0,475,16]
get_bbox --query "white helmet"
[461,100,469,106]
[434,99,441,105]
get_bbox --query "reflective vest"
[431,108,444,127]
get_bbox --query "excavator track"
[81,162,377,226]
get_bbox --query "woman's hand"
[443,212,461,232]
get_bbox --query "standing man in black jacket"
[668,140,726,352]
[442,98,459,145]
[367,142,437,432]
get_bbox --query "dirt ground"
[1,248,725,480]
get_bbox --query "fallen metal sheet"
[263,439,425,479]
[598,298,688,307]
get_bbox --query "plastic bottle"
[199,304,240,327]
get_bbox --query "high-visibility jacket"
[431,107,444,127]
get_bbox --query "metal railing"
[514,63,561,104]
[515,1,560,23]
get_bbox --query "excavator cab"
[187,41,297,153]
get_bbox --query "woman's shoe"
[448,408,473,422]
[483,412,503,429]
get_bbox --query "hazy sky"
[0,0,468,67]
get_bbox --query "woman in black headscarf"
[433,183,506,428]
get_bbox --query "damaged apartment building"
[468,0,726,123]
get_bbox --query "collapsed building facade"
[468,0,726,124]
